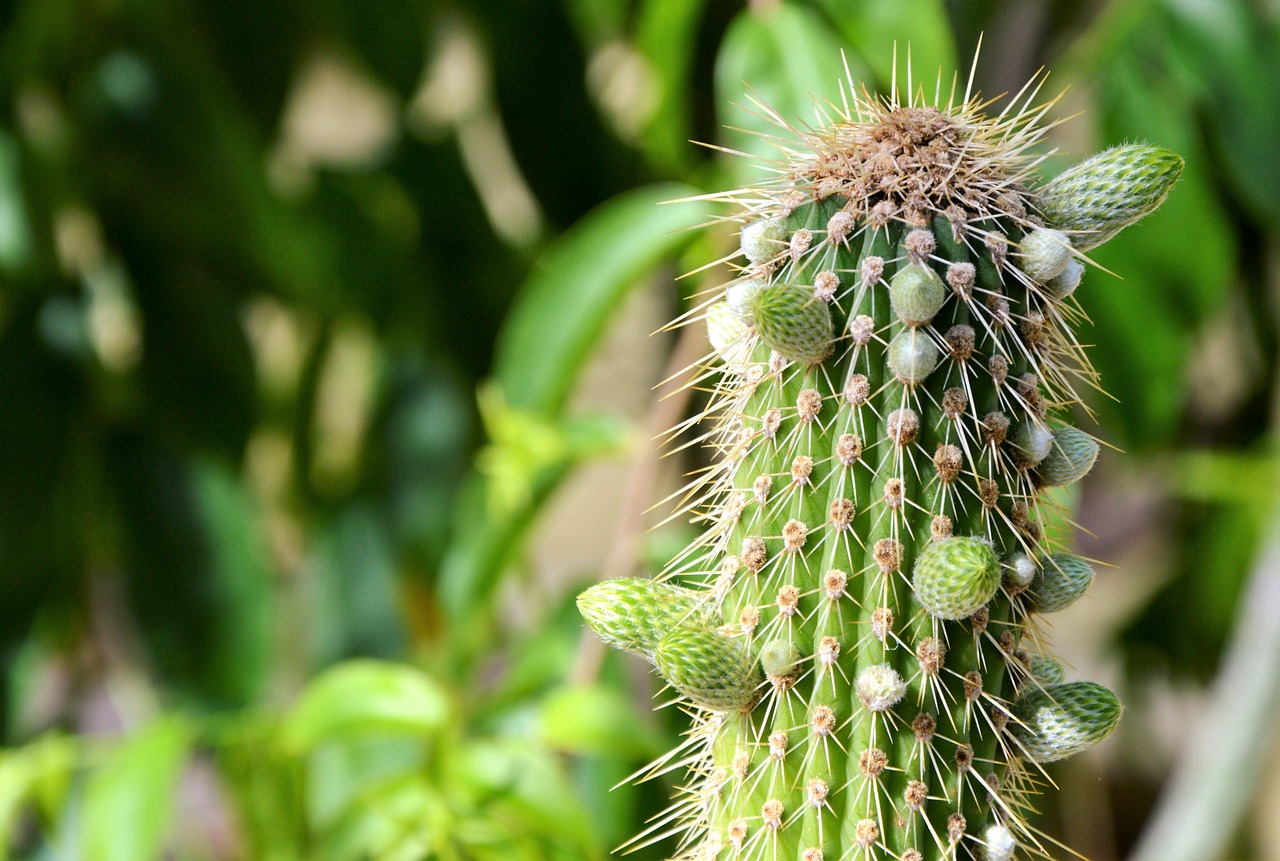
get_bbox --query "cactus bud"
[984,824,1017,861]
[1011,681,1123,762]
[912,536,1001,620]
[654,627,761,711]
[888,328,942,385]
[889,263,946,326]
[577,578,705,659]
[740,218,786,264]
[1017,228,1073,283]
[1026,654,1066,685]
[1045,258,1084,299]
[1004,553,1036,588]
[749,282,834,364]
[707,302,751,370]
[725,277,765,318]
[1037,426,1099,487]
[1030,553,1094,613]
[1037,144,1184,250]
[1010,420,1054,467]
[855,663,907,711]
[759,638,801,677]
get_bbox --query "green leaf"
[539,685,664,759]
[81,719,190,861]
[715,4,869,185]
[0,131,31,271]
[636,0,710,172]
[283,661,450,752]
[492,183,704,417]
[814,0,955,93]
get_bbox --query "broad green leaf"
[283,661,450,752]
[636,0,710,172]
[0,734,75,854]
[715,4,869,185]
[814,0,956,93]
[1162,0,1280,223]
[0,131,31,271]
[81,719,189,861]
[1083,38,1235,448]
[493,183,704,417]
[538,685,664,759]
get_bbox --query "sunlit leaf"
[539,685,664,759]
[493,183,704,417]
[814,0,956,92]
[81,719,189,861]
[715,4,869,185]
[283,661,450,752]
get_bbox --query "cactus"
[577,67,1180,861]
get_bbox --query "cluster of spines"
[579,70,1180,861]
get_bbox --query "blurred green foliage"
[0,0,1275,859]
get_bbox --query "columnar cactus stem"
[578,66,1181,861]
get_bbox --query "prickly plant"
[577,64,1181,861]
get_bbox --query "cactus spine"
[578,68,1180,861]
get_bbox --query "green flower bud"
[759,638,801,677]
[1030,553,1094,613]
[1018,228,1073,283]
[655,626,761,711]
[577,578,706,660]
[888,328,942,385]
[740,218,786,264]
[750,282,834,364]
[889,263,946,326]
[912,536,1001,620]
[1037,426,1099,487]
[1010,420,1054,468]
[1038,145,1184,250]
[1011,681,1122,762]
[1026,654,1066,685]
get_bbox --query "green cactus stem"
[578,64,1180,861]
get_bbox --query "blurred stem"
[1128,502,1280,861]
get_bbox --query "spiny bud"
[1011,681,1123,762]
[1031,553,1094,613]
[1046,258,1084,299]
[759,638,801,677]
[577,578,705,660]
[1009,420,1054,467]
[1037,426,1099,487]
[707,302,751,370]
[889,263,946,327]
[726,277,765,318]
[912,536,1000,620]
[740,218,786,263]
[888,329,942,385]
[749,282,834,364]
[1026,654,1066,685]
[1004,553,1036,588]
[1037,144,1184,250]
[655,626,761,711]
[1017,227,1073,283]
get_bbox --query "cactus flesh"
[577,67,1180,861]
